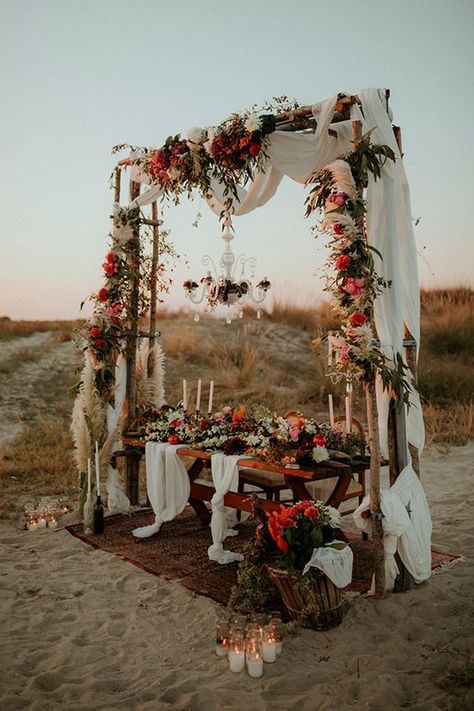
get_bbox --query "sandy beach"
[1,443,472,711]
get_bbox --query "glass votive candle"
[37,512,48,528]
[47,514,58,530]
[261,624,278,663]
[246,635,264,679]
[215,620,229,658]
[269,612,284,656]
[27,514,39,532]
[228,630,245,673]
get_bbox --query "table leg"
[187,458,212,525]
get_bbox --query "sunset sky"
[1,0,473,320]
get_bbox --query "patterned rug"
[65,508,460,605]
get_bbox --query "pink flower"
[345,278,365,296]
[106,303,123,317]
[339,342,350,363]
[222,406,232,415]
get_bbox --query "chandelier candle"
[208,380,214,414]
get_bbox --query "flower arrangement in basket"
[246,499,353,630]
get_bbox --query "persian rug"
[65,508,461,605]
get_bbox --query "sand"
[1,444,473,711]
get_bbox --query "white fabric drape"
[353,462,432,590]
[303,543,354,588]
[132,443,190,538]
[208,453,243,565]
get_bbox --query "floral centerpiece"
[230,498,351,629]
[132,404,364,465]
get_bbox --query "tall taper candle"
[327,335,333,367]
[195,378,202,412]
[95,441,100,496]
[87,458,92,494]
[345,395,352,434]
[208,380,214,414]
[328,394,335,428]
[182,378,187,411]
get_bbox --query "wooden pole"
[114,167,121,203]
[124,178,141,505]
[147,201,160,378]
[352,119,385,598]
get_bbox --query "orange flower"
[232,406,247,423]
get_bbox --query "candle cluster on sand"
[182,378,214,414]
[215,612,283,679]
[24,496,71,532]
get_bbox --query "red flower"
[106,251,115,263]
[335,255,350,271]
[94,338,106,347]
[168,434,181,445]
[312,434,327,447]
[281,518,297,529]
[304,506,320,519]
[90,327,102,338]
[333,223,345,236]
[348,311,368,326]
[98,288,108,302]
[249,142,261,157]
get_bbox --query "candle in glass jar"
[37,515,47,529]
[48,516,58,530]
[228,649,245,672]
[27,517,39,532]
[215,620,229,658]
[261,625,277,663]
[246,652,263,678]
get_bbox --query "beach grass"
[0,287,472,518]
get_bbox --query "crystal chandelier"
[183,221,271,323]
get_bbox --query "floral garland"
[134,405,364,466]
[305,136,411,402]
[113,102,295,213]
[79,205,175,392]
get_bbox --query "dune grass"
[0,287,472,518]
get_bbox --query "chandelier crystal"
[183,222,271,324]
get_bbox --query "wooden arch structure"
[111,90,420,596]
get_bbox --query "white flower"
[326,505,342,528]
[312,446,330,463]
[244,113,262,133]
[186,127,206,145]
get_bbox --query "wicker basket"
[267,566,344,630]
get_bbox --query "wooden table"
[121,437,369,525]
